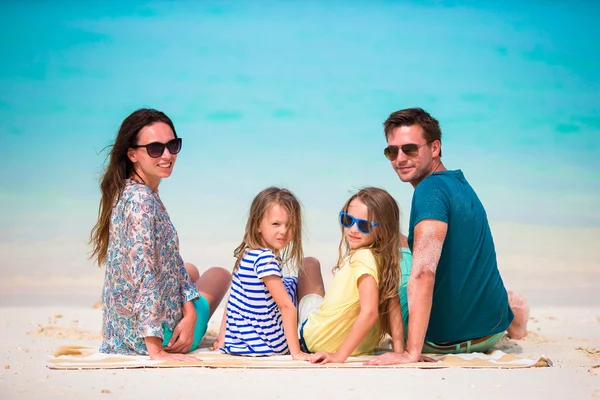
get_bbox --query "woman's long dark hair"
[89,108,177,266]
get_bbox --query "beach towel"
[47,345,552,370]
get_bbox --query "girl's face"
[343,198,375,250]
[258,203,292,253]
[127,122,177,192]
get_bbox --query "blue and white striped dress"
[221,248,298,356]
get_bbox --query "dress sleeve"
[178,256,199,304]
[126,189,164,339]
[349,249,379,285]
[254,250,282,279]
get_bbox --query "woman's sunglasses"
[339,211,378,234]
[383,141,432,161]
[132,138,182,158]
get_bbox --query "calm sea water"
[1,1,598,279]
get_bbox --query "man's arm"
[365,218,447,365]
[404,219,447,357]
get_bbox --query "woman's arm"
[125,193,164,345]
[263,276,310,361]
[126,190,196,359]
[311,274,378,364]
[164,300,197,353]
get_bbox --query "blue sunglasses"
[339,211,378,234]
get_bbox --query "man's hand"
[165,314,196,354]
[364,350,435,365]
[310,351,346,364]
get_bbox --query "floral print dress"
[100,179,199,355]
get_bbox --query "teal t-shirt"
[408,170,514,343]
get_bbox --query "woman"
[90,108,230,361]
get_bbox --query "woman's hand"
[145,336,201,362]
[165,314,196,353]
[149,349,202,362]
[165,301,197,353]
[310,351,346,364]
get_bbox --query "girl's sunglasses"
[339,211,378,234]
[384,141,432,161]
[132,138,182,158]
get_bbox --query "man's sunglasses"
[131,138,182,158]
[339,211,378,234]
[383,141,432,161]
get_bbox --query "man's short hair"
[384,107,442,157]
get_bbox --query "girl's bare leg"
[298,257,325,301]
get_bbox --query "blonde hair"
[336,187,401,341]
[233,187,304,274]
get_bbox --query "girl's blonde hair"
[233,187,304,273]
[336,187,401,342]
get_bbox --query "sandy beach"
[0,222,599,399]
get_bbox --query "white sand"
[1,222,599,399]
[0,306,598,399]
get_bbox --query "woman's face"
[127,122,177,191]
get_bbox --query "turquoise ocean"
[1,1,599,282]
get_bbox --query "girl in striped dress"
[214,187,321,359]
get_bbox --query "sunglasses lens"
[340,213,353,228]
[384,146,398,160]
[401,144,419,156]
[357,220,371,233]
[146,143,165,158]
[167,138,182,155]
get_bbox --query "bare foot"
[507,290,529,340]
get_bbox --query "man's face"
[386,124,435,187]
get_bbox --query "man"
[368,107,529,365]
